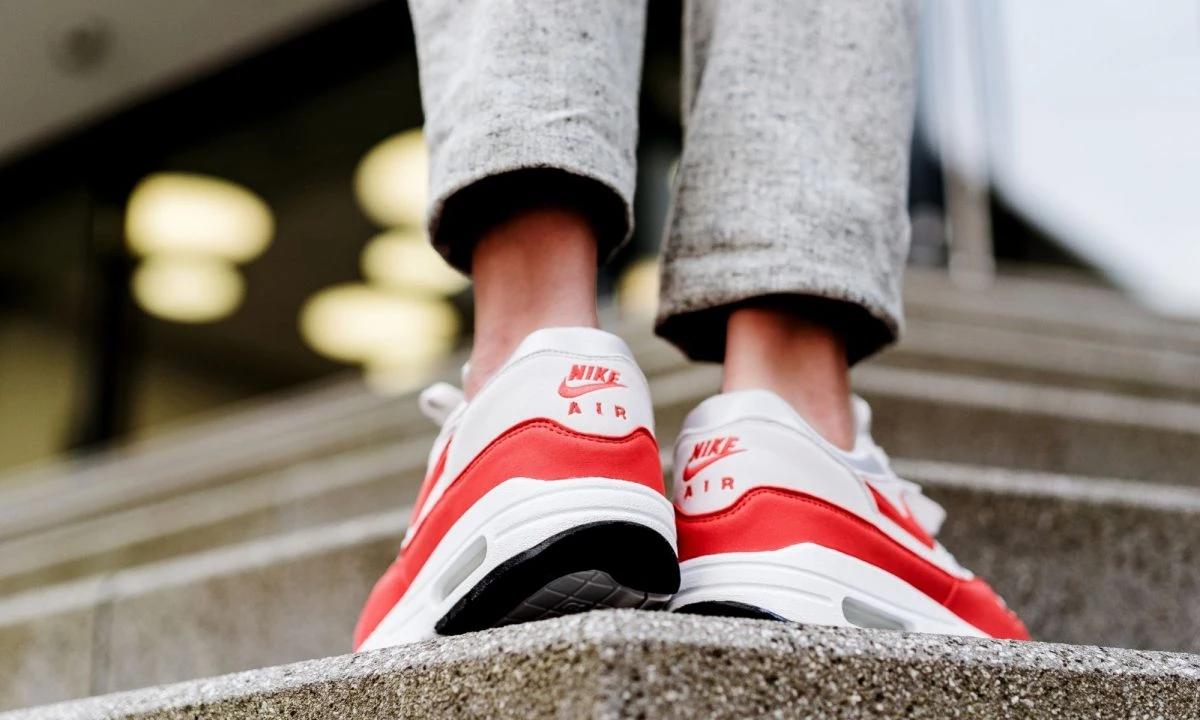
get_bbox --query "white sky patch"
[988,0,1200,315]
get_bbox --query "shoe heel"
[436,519,679,634]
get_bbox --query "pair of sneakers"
[353,328,1028,650]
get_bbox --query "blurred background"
[6,0,1200,712]
[0,0,1197,472]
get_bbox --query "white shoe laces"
[853,395,947,537]
[418,382,465,427]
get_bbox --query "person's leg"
[411,0,647,394]
[356,0,680,652]
[466,207,599,397]
[723,305,854,448]
[658,0,916,443]
[662,0,1029,640]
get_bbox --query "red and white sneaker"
[353,327,678,651]
[668,390,1029,640]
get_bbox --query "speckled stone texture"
[5,612,1199,720]
[0,609,94,712]
[902,461,1200,653]
[7,460,1200,712]
[0,511,405,712]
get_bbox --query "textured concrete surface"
[94,524,396,695]
[5,271,1200,712]
[0,608,95,713]
[0,441,425,597]
[5,612,1200,720]
[0,380,394,536]
[900,267,1200,355]
[11,355,1200,601]
[865,368,1200,488]
[648,362,1200,487]
[8,294,1200,598]
[904,461,1200,653]
[5,460,1200,711]
[0,511,405,712]
[894,270,1200,401]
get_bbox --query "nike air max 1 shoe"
[669,390,1029,640]
[354,327,679,651]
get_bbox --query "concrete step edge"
[3,458,1198,629]
[6,460,1200,709]
[902,267,1200,348]
[7,285,1200,541]
[0,439,428,585]
[4,611,1198,719]
[0,505,410,628]
[7,272,1200,534]
[651,361,1200,433]
[11,359,1200,595]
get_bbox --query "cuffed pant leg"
[409,0,647,271]
[656,0,918,364]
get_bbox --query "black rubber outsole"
[674,600,789,622]
[435,521,680,636]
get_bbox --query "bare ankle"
[465,207,600,397]
[722,305,856,450]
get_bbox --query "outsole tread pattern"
[498,570,670,627]
[436,521,679,635]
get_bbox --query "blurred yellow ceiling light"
[132,256,244,323]
[126,173,274,263]
[361,228,470,296]
[354,128,428,228]
[299,283,459,364]
[616,256,660,319]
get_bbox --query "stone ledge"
[9,309,1200,596]
[24,358,1200,600]
[7,460,1200,712]
[5,611,1198,720]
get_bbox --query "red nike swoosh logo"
[866,482,935,549]
[682,449,746,482]
[557,379,626,398]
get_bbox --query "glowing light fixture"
[132,256,244,323]
[126,173,274,262]
[616,256,660,319]
[299,283,458,364]
[361,228,470,296]
[354,128,428,228]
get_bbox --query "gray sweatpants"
[409,0,918,363]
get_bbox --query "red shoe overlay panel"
[411,440,452,524]
[675,487,1030,640]
[353,419,662,649]
[866,484,936,549]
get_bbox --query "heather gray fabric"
[409,0,918,362]
[659,0,918,363]
[408,0,646,267]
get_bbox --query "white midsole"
[669,544,987,638]
[359,477,676,651]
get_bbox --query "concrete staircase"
[5,612,1200,719]
[4,269,1200,717]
